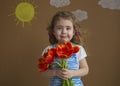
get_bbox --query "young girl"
[40,11,89,86]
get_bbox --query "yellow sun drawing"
[10,1,36,27]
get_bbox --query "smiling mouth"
[61,36,67,38]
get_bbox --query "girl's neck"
[57,40,72,44]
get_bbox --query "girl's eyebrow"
[54,25,63,28]
[55,25,72,27]
[55,25,62,27]
[66,26,71,27]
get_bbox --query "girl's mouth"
[60,36,67,38]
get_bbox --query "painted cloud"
[72,9,88,22]
[98,0,120,10]
[50,0,71,8]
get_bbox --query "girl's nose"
[62,28,67,33]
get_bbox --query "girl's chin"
[58,40,69,43]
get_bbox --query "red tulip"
[73,46,80,53]
[43,48,55,64]
[56,42,80,59]
[38,48,56,72]
[38,58,49,72]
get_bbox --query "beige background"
[0,0,120,86]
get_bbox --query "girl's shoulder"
[44,44,55,50]
[42,44,56,55]
[44,44,54,49]
[74,44,87,60]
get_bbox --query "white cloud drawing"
[50,0,71,8]
[98,0,120,10]
[72,9,88,22]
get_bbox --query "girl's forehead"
[56,17,72,21]
[55,19,73,26]
[55,18,72,23]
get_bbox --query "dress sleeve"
[76,45,87,61]
[41,45,53,56]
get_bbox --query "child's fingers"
[55,69,68,80]
[62,69,73,78]
[55,69,72,80]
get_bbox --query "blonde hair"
[47,11,85,45]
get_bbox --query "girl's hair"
[47,11,85,45]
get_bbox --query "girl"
[40,11,89,86]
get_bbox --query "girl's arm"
[40,58,89,79]
[41,69,69,79]
[60,58,89,80]
[71,58,89,77]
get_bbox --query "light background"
[0,0,120,86]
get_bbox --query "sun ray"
[16,21,20,26]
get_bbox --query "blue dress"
[49,53,84,86]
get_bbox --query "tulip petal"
[73,46,80,53]
[56,42,74,59]
[38,58,49,72]
[43,48,55,64]
[38,63,49,72]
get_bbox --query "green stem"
[61,59,68,68]
[60,59,74,86]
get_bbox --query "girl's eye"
[56,26,62,30]
[66,27,71,30]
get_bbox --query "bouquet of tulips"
[38,42,80,86]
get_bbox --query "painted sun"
[10,1,36,27]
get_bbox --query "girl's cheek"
[56,30,62,34]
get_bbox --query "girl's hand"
[61,69,73,80]
[55,69,73,80]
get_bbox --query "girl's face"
[53,18,74,43]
